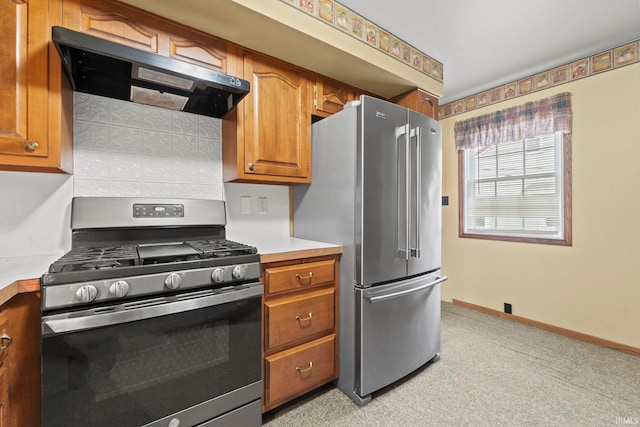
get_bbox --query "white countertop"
[0,254,62,292]
[227,235,342,263]
[234,236,339,254]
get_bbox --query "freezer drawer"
[355,272,445,397]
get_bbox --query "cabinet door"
[0,0,72,173]
[0,366,6,427]
[390,88,439,120]
[1,293,41,427]
[242,53,311,182]
[312,77,356,117]
[0,309,6,427]
[62,0,233,74]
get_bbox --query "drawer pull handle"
[295,272,313,282]
[0,332,13,350]
[296,361,313,374]
[296,312,313,322]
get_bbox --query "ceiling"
[339,0,640,104]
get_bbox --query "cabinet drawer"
[265,288,334,350]
[264,260,335,295]
[264,334,336,408]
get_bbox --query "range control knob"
[109,280,130,298]
[211,268,225,283]
[165,273,183,290]
[232,264,247,280]
[75,285,98,303]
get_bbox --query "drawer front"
[264,260,335,295]
[265,288,334,350]
[264,334,336,408]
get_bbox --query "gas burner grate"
[186,239,257,258]
[44,239,259,286]
[49,245,139,273]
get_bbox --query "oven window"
[42,295,261,427]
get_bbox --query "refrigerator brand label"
[376,111,386,118]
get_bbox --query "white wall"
[0,171,72,258]
[0,93,289,261]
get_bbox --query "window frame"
[458,133,572,246]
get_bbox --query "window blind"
[464,133,563,238]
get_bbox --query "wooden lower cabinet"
[0,312,8,427]
[0,292,41,427]
[0,366,7,427]
[261,255,339,413]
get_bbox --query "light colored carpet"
[262,302,640,426]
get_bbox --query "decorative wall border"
[279,0,443,83]
[439,39,639,119]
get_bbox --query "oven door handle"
[42,283,263,336]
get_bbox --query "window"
[455,93,572,245]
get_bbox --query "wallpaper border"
[279,0,443,83]
[439,39,639,119]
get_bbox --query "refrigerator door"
[407,110,442,276]
[358,96,411,286]
[355,271,444,398]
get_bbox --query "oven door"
[41,283,263,427]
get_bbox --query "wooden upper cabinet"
[391,88,439,120]
[62,0,232,74]
[223,52,311,184]
[312,76,359,118]
[0,0,72,173]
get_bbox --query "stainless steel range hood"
[52,26,249,118]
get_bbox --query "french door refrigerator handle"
[413,126,422,258]
[366,276,448,303]
[405,125,411,261]
[396,124,410,260]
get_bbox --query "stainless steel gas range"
[40,197,263,427]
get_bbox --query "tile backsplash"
[72,92,290,239]
[73,93,223,199]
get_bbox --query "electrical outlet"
[504,303,512,314]
[240,196,251,214]
[257,196,268,214]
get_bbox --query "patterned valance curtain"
[454,92,572,150]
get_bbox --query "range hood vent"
[52,26,250,118]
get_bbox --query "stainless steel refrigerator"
[293,95,446,406]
